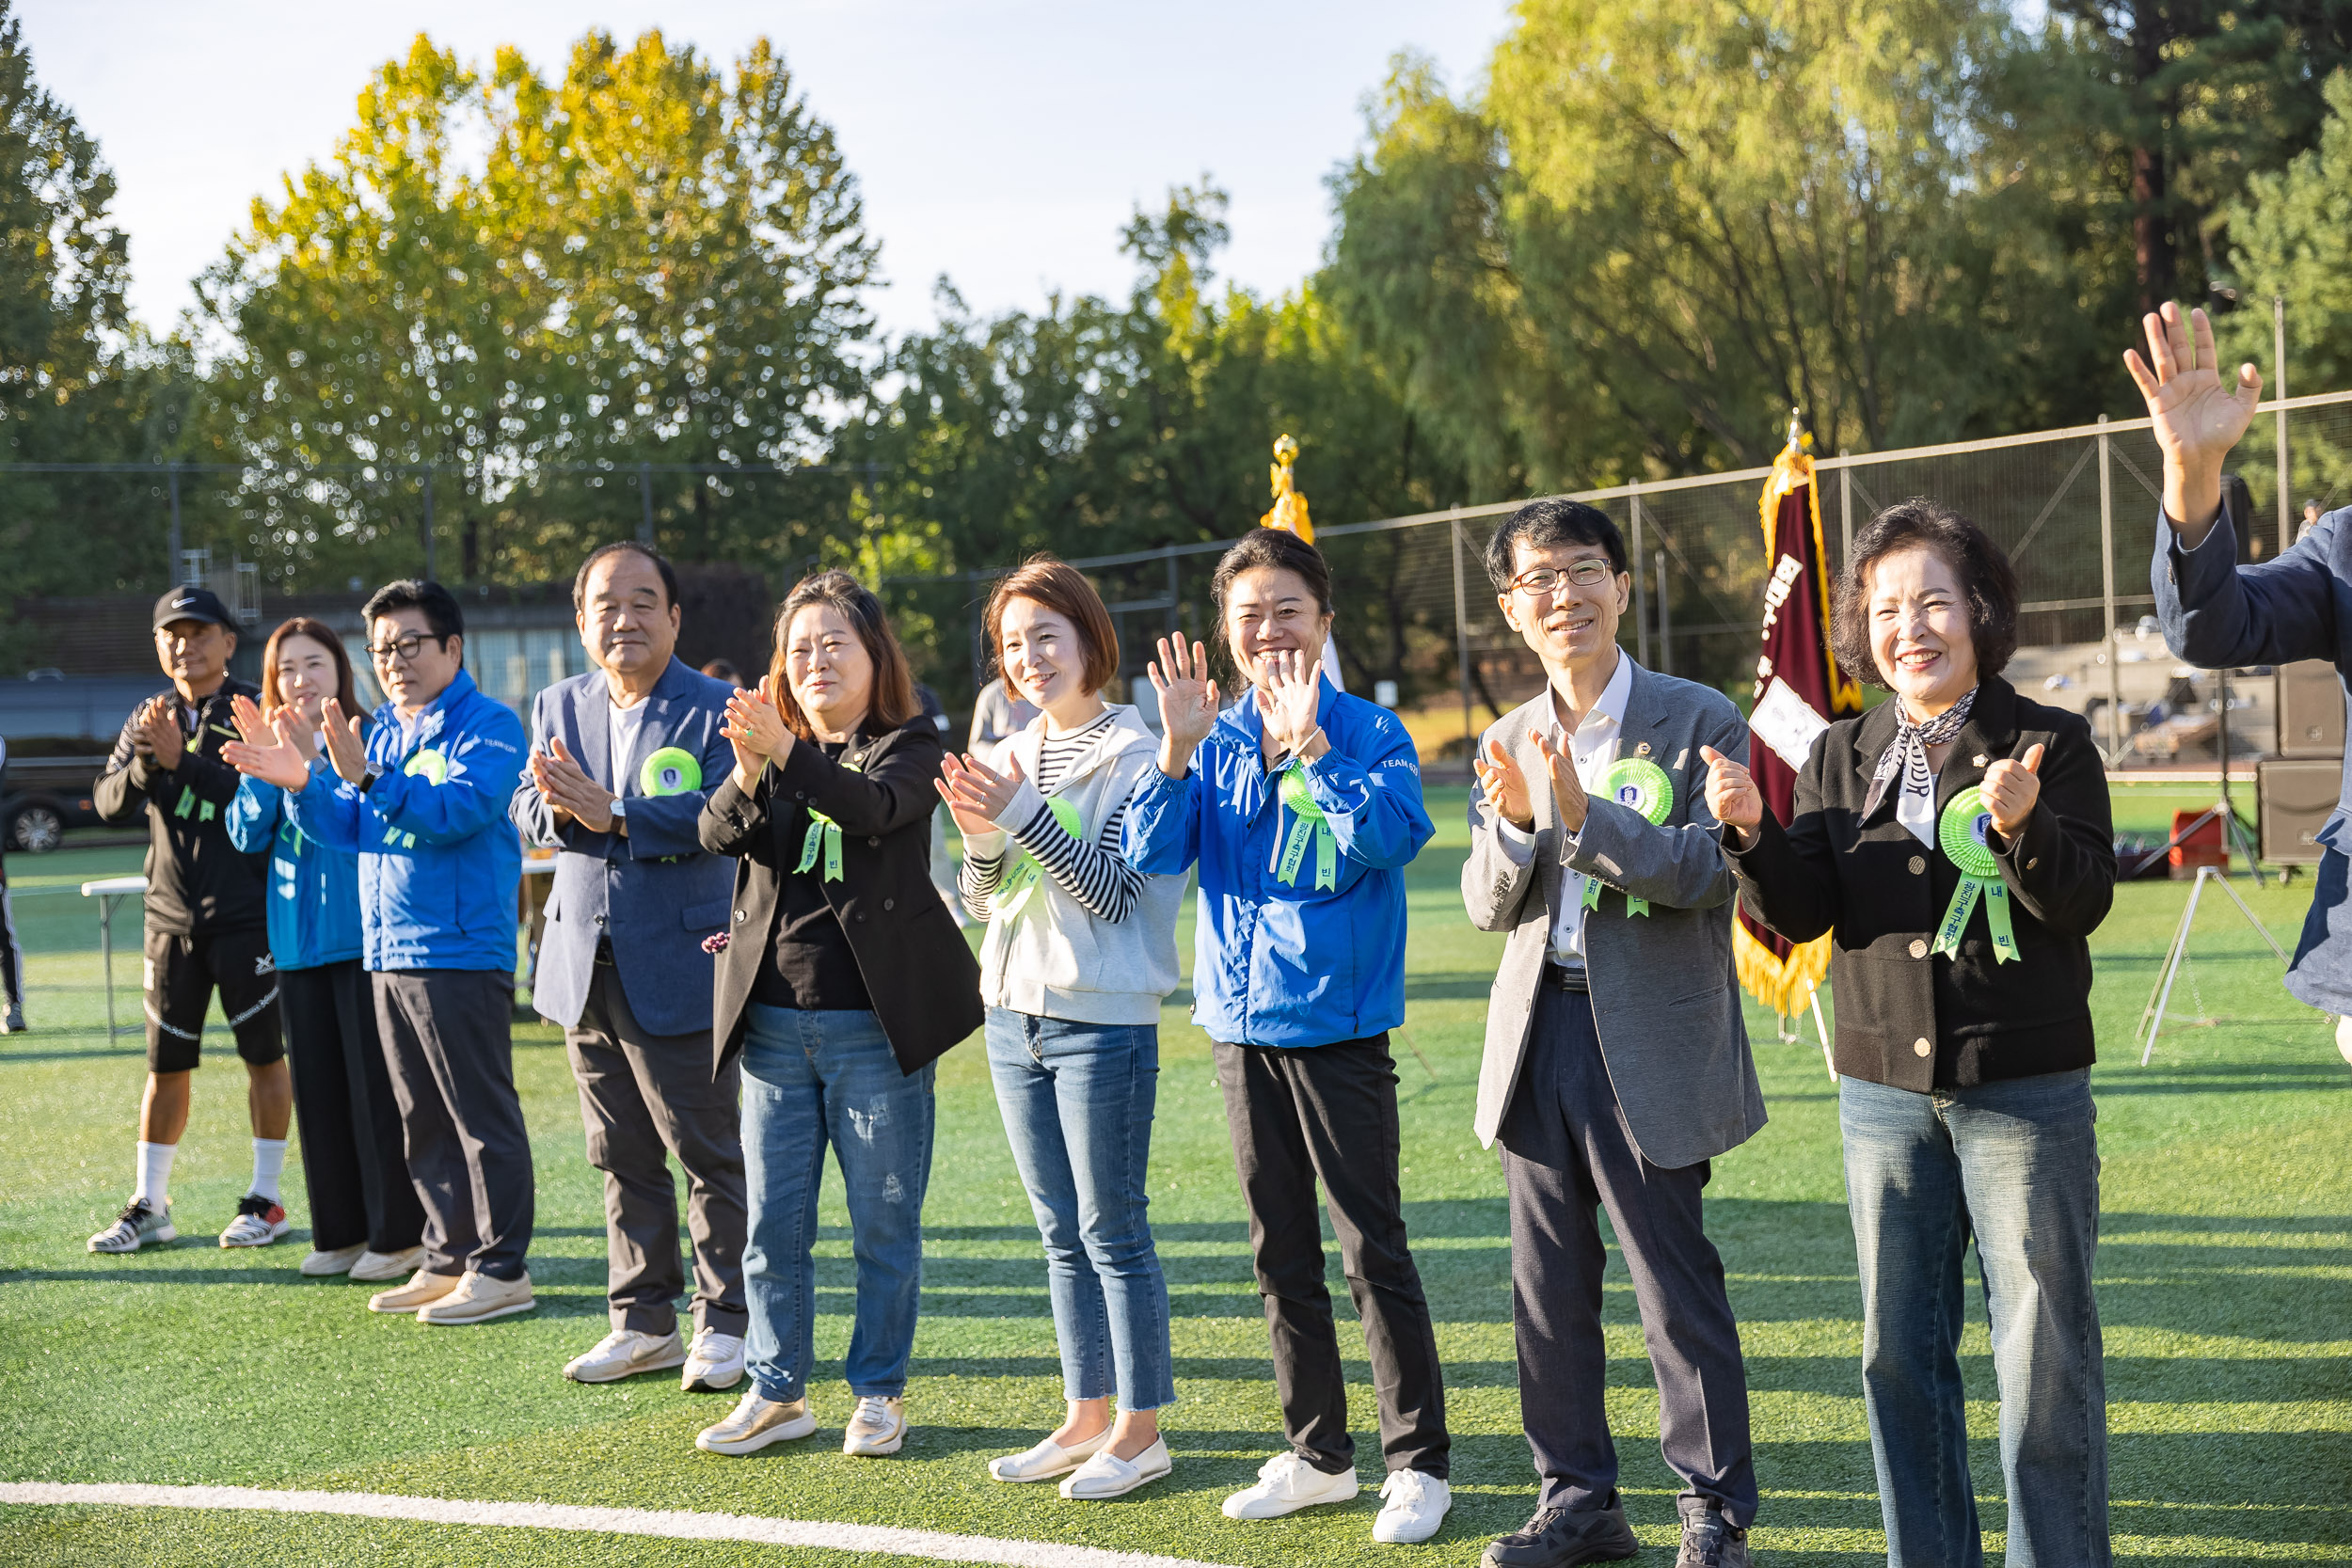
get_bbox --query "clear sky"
[14,0,1514,342]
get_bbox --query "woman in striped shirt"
[935,556,1186,1501]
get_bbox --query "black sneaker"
[1676,1497,1751,1567]
[1484,1493,1641,1568]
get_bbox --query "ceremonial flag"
[1736,426,1863,1017]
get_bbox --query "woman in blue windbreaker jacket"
[1125,528,1453,1546]
[226,618,423,1283]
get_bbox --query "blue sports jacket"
[226,766,363,972]
[285,668,527,974]
[1126,676,1432,1047]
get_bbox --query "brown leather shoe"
[416,1270,535,1324]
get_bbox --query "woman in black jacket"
[1703,500,2116,1568]
[690,571,981,1462]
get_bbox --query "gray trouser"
[373,969,534,1282]
[567,964,747,1337]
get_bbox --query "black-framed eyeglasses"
[366,632,448,666]
[1509,561,1616,597]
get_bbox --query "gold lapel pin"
[1971,753,1987,767]
[1636,742,1652,757]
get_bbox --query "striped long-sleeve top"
[959,707,1148,925]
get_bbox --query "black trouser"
[1498,981,1757,1526]
[0,863,22,1020]
[1214,1033,1449,1480]
[280,959,424,1254]
[373,969,534,1282]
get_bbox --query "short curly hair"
[1830,499,2020,689]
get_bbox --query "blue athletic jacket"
[285,669,526,974]
[1126,676,1432,1047]
[226,766,363,972]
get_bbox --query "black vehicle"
[0,675,166,852]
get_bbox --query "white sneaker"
[1373,1468,1451,1544]
[219,1195,291,1248]
[990,1427,1108,1482]
[300,1243,368,1276]
[842,1394,908,1456]
[564,1328,687,1384]
[87,1197,176,1254]
[1060,1436,1172,1499]
[681,1328,746,1392]
[695,1390,817,1456]
[349,1245,426,1283]
[1222,1451,1360,1519]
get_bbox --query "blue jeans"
[1840,1069,2109,1568]
[985,1008,1175,1412]
[739,1005,934,1404]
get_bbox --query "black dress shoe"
[1483,1494,1641,1568]
[1675,1497,1751,1567]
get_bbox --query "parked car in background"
[0,674,165,852]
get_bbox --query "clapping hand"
[1148,635,1220,777]
[722,680,790,790]
[1254,648,1327,763]
[531,736,619,832]
[232,693,316,766]
[1532,727,1587,832]
[317,698,368,784]
[1981,742,2044,840]
[935,752,1025,836]
[1700,745,1762,838]
[2123,302,2261,539]
[221,707,312,792]
[1473,736,1534,830]
[140,696,184,771]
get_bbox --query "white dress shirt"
[1493,649,1633,974]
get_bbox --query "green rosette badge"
[998,796,1086,916]
[1580,756,1674,916]
[639,746,702,797]
[1275,764,1336,889]
[1932,785,2018,963]
[794,760,864,882]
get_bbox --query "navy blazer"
[511,657,739,1036]
[2154,502,2352,1011]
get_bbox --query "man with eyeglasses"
[1460,499,1765,1568]
[87,585,294,1255]
[225,578,534,1325]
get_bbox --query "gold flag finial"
[1260,434,1313,543]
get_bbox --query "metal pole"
[1452,517,1473,751]
[639,461,656,546]
[167,462,183,582]
[1629,489,1650,667]
[2275,294,2291,556]
[1654,550,1672,675]
[1838,456,1852,569]
[421,466,437,580]
[1165,546,1179,646]
[2099,416,2122,761]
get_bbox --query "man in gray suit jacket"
[512,542,745,1391]
[1462,499,1766,1568]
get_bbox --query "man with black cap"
[87,585,294,1254]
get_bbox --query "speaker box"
[2257,758,2342,864]
[2275,659,2346,758]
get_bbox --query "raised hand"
[1701,745,1762,835]
[221,708,311,792]
[2122,302,2261,540]
[1148,634,1219,777]
[143,696,184,771]
[1981,741,2044,840]
[936,752,1025,835]
[1533,727,1588,833]
[1473,736,1534,829]
[1254,647,1325,761]
[318,698,369,784]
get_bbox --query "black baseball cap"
[152,584,233,631]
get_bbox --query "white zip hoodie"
[966,705,1184,1025]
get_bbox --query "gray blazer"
[1461,659,1767,1169]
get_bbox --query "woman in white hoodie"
[936,556,1185,1501]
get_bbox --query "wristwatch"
[358,768,379,795]
[609,796,628,822]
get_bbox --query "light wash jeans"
[1840,1068,2109,1568]
[739,1004,934,1404]
[984,1008,1175,1412]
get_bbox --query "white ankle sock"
[135,1141,176,1206]
[249,1138,288,1204]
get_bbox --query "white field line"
[0,1482,1245,1568]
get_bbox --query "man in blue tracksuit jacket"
[241,578,535,1326]
[512,542,746,1390]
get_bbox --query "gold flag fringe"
[1734,919,1833,1021]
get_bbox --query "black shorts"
[144,926,284,1073]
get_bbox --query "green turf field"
[0,786,2345,1565]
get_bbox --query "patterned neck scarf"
[1862,686,1977,822]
